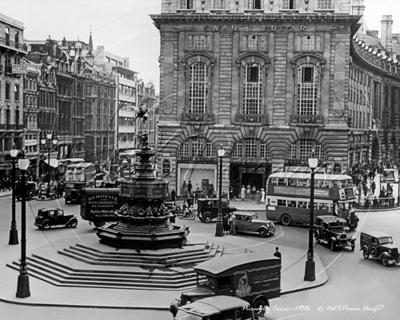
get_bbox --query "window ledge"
[313,9,335,13]
[177,9,196,14]
[244,9,265,14]
[279,9,300,13]
[210,9,230,14]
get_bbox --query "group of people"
[170,180,218,208]
[222,213,237,235]
[240,185,266,203]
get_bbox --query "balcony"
[291,115,323,125]
[182,113,215,123]
[0,37,28,53]
[235,114,268,124]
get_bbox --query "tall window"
[296,36,322,51]
[241,35,266,51]
[297,64,318,115]
[243,63,262,114]
[188,35,212,51]
[5,82,10,100]
[245,138,257,158]
[213,0,226,9]
[15,84,20,101]
[317,0,332,9]
[246,0,261,9]
[189,62,208,113]
[5,27,10,45]
[180,0,193,9]
[282,0,296,9]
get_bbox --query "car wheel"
[203,214,212,223]
[281,214,292,226]
[69,220,78,228]
[43,223,50,230]
[370,246,377,257]
[362,248,369,259]
[330,241,336,252]
[189,212,195,220]
[381,255,389,267]
[252,299,268,317]
[259,229,267,238]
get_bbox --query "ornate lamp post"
[40,131,58,192]
[215,146,225,237]
[16,153,30,298]
[9,145,19,245]
[304,151,318,281]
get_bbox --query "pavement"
[0,190,394,311]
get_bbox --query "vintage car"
[174,295,257,320]
[234,212,275,237]
[360,231,400,267]
[314,215,356,251]
[34,208,78,230]
[197,198,237,223]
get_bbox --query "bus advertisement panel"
[266,172,359,230]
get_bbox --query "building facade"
[0,13,27,184]
[152,0,363,196]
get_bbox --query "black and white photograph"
[0,0,400,319]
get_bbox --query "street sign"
[162,159,170,174]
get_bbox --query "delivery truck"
[80,188,125,227]
[170,252,281,317]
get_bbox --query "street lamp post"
[9,146,19,245]
[16,153,30,298]
[304,152,318,281]
[215,147,225,237]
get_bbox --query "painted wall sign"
[206,24,306,32]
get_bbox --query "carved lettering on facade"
[207,25,306,32]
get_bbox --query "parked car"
[360,231,400,267]
[314,215,356,251]
[15,181,37,201]
[174,296,257,320]
[234,212,275,237]
[34,208,78,230]
[197,198,237,223]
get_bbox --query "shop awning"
[44,159,59,168]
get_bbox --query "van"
[170,252,281,317]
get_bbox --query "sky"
[1,0,399,94]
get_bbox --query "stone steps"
[6,242,222,291]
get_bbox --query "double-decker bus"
[265,172,359,230]
[64,162,96,204]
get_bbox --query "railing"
[291,114,323,124]
[0,37,28,52]
[182,112,214,122]
[235,113,268,124]
[355,196,397,210]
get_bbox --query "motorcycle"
[177,204,195,220]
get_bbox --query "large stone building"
[0,13,27,183]
[152,0,366,196]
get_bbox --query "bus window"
[269,178,278,185]
[297,201,308,208]
[277,199,287,206]
[288,200,296,207]
[313,202,318,210]
[314,179,320,188]
[320,180,330,188]
[333,181,342,188]
[298,179,308,187]
[319,203,328,211]
[277,178,287,186]
[288,178,297,186]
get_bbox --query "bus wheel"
[281,214,292,226]
[253,299,268,317]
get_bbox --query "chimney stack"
[381,15,393,52]
[352,0,365,16]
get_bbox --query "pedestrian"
[274,247,282,259]
[246,185,251,201]
[241,185,246,201]
[223,214,230,235]
[229,214,237,235]
[187,180,192,194]
[195,188,200,203]
[171,189,176,202]
[251,186,256,201]
[256,189,261,203]
[182,186,188,204]
[371,180,376,195]
[230,186,234,200]
[209,184,214,197]
[260,188,265,204]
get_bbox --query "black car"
[197,198,237,223]
[360,231,400,267]
[314,215,355,251]
[34,208,78,230]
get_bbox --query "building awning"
[44,159,59,168]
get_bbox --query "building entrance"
[229,163,270,199]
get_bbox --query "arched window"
[177,137,216,158]
[287,139,327,160]
[232,138,271,159]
